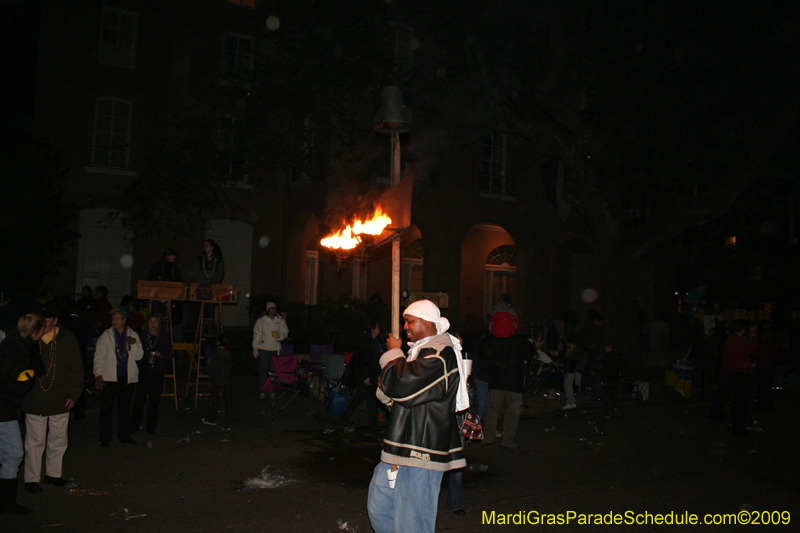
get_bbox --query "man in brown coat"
[23,302,83,493]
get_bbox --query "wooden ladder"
[186,301,224,410]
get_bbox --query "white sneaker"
[562,403,577,410]
[259,392,266,400]
[202,418,216,426]
[495,431,503,438]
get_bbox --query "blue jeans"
[368,461,443,533]
[476,379,489,423]
[0,420,24,479]
[258,350,277,391]
[447,469,463,510]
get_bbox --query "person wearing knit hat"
[367,299,467,533]
[252,302,289,399]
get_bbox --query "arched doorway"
[206,219,253,327]
[460,223,515,329]
[485,244,518,320]
[75,208,132,306]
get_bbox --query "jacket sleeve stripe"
[389,367,459,402]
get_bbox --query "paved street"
[9,368,799,532]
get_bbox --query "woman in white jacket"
[252,302,288,399]
[93,307,143,446]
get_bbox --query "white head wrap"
[403,300,470,412]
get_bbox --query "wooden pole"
[391,129,402,339]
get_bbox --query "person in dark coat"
[131,315,173,436]
[0,313,44,515]
[481,332,533,448]
[341,320,384,432]
[148,248,184,324]
[202,333,232,430]
[148,248,182,282]
[59,302,90,421]
[75,286,94,318]
[23,302,83,493]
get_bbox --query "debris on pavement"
[243,466,297,490]
[111,508,130,519]
[338,519,359,531]
[68,488,110,496]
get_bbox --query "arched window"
[485,245,517,320]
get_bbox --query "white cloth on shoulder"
[403,300,470,412]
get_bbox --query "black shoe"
[446,506,466,516]
[1,478,34,514]
[43,476,68,487]
[120,437,138,445]
[101,441,111,448]
[25,482,43,494]
[146,430,157,436]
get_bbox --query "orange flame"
[320,206,392,250]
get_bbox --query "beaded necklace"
[146,330,160,370]
[202,254,217,280]
[38,330,58,392]
[115,328,129,363]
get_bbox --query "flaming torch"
[319,207,392,251]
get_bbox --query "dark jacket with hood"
[481,333,533,393]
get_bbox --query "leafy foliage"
[1,147,79,298]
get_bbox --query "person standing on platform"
[94,307,143,447]
[148,248,183,325]
[23,302,83,494]
[252,302,288,399]
[130,315,172,436]
[194,240,225,327]
[149,248,182,283]
[195,240,224,285]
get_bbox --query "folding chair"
[261,353,303,410]
[302,344,332,400]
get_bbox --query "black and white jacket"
[378,334,466,472]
